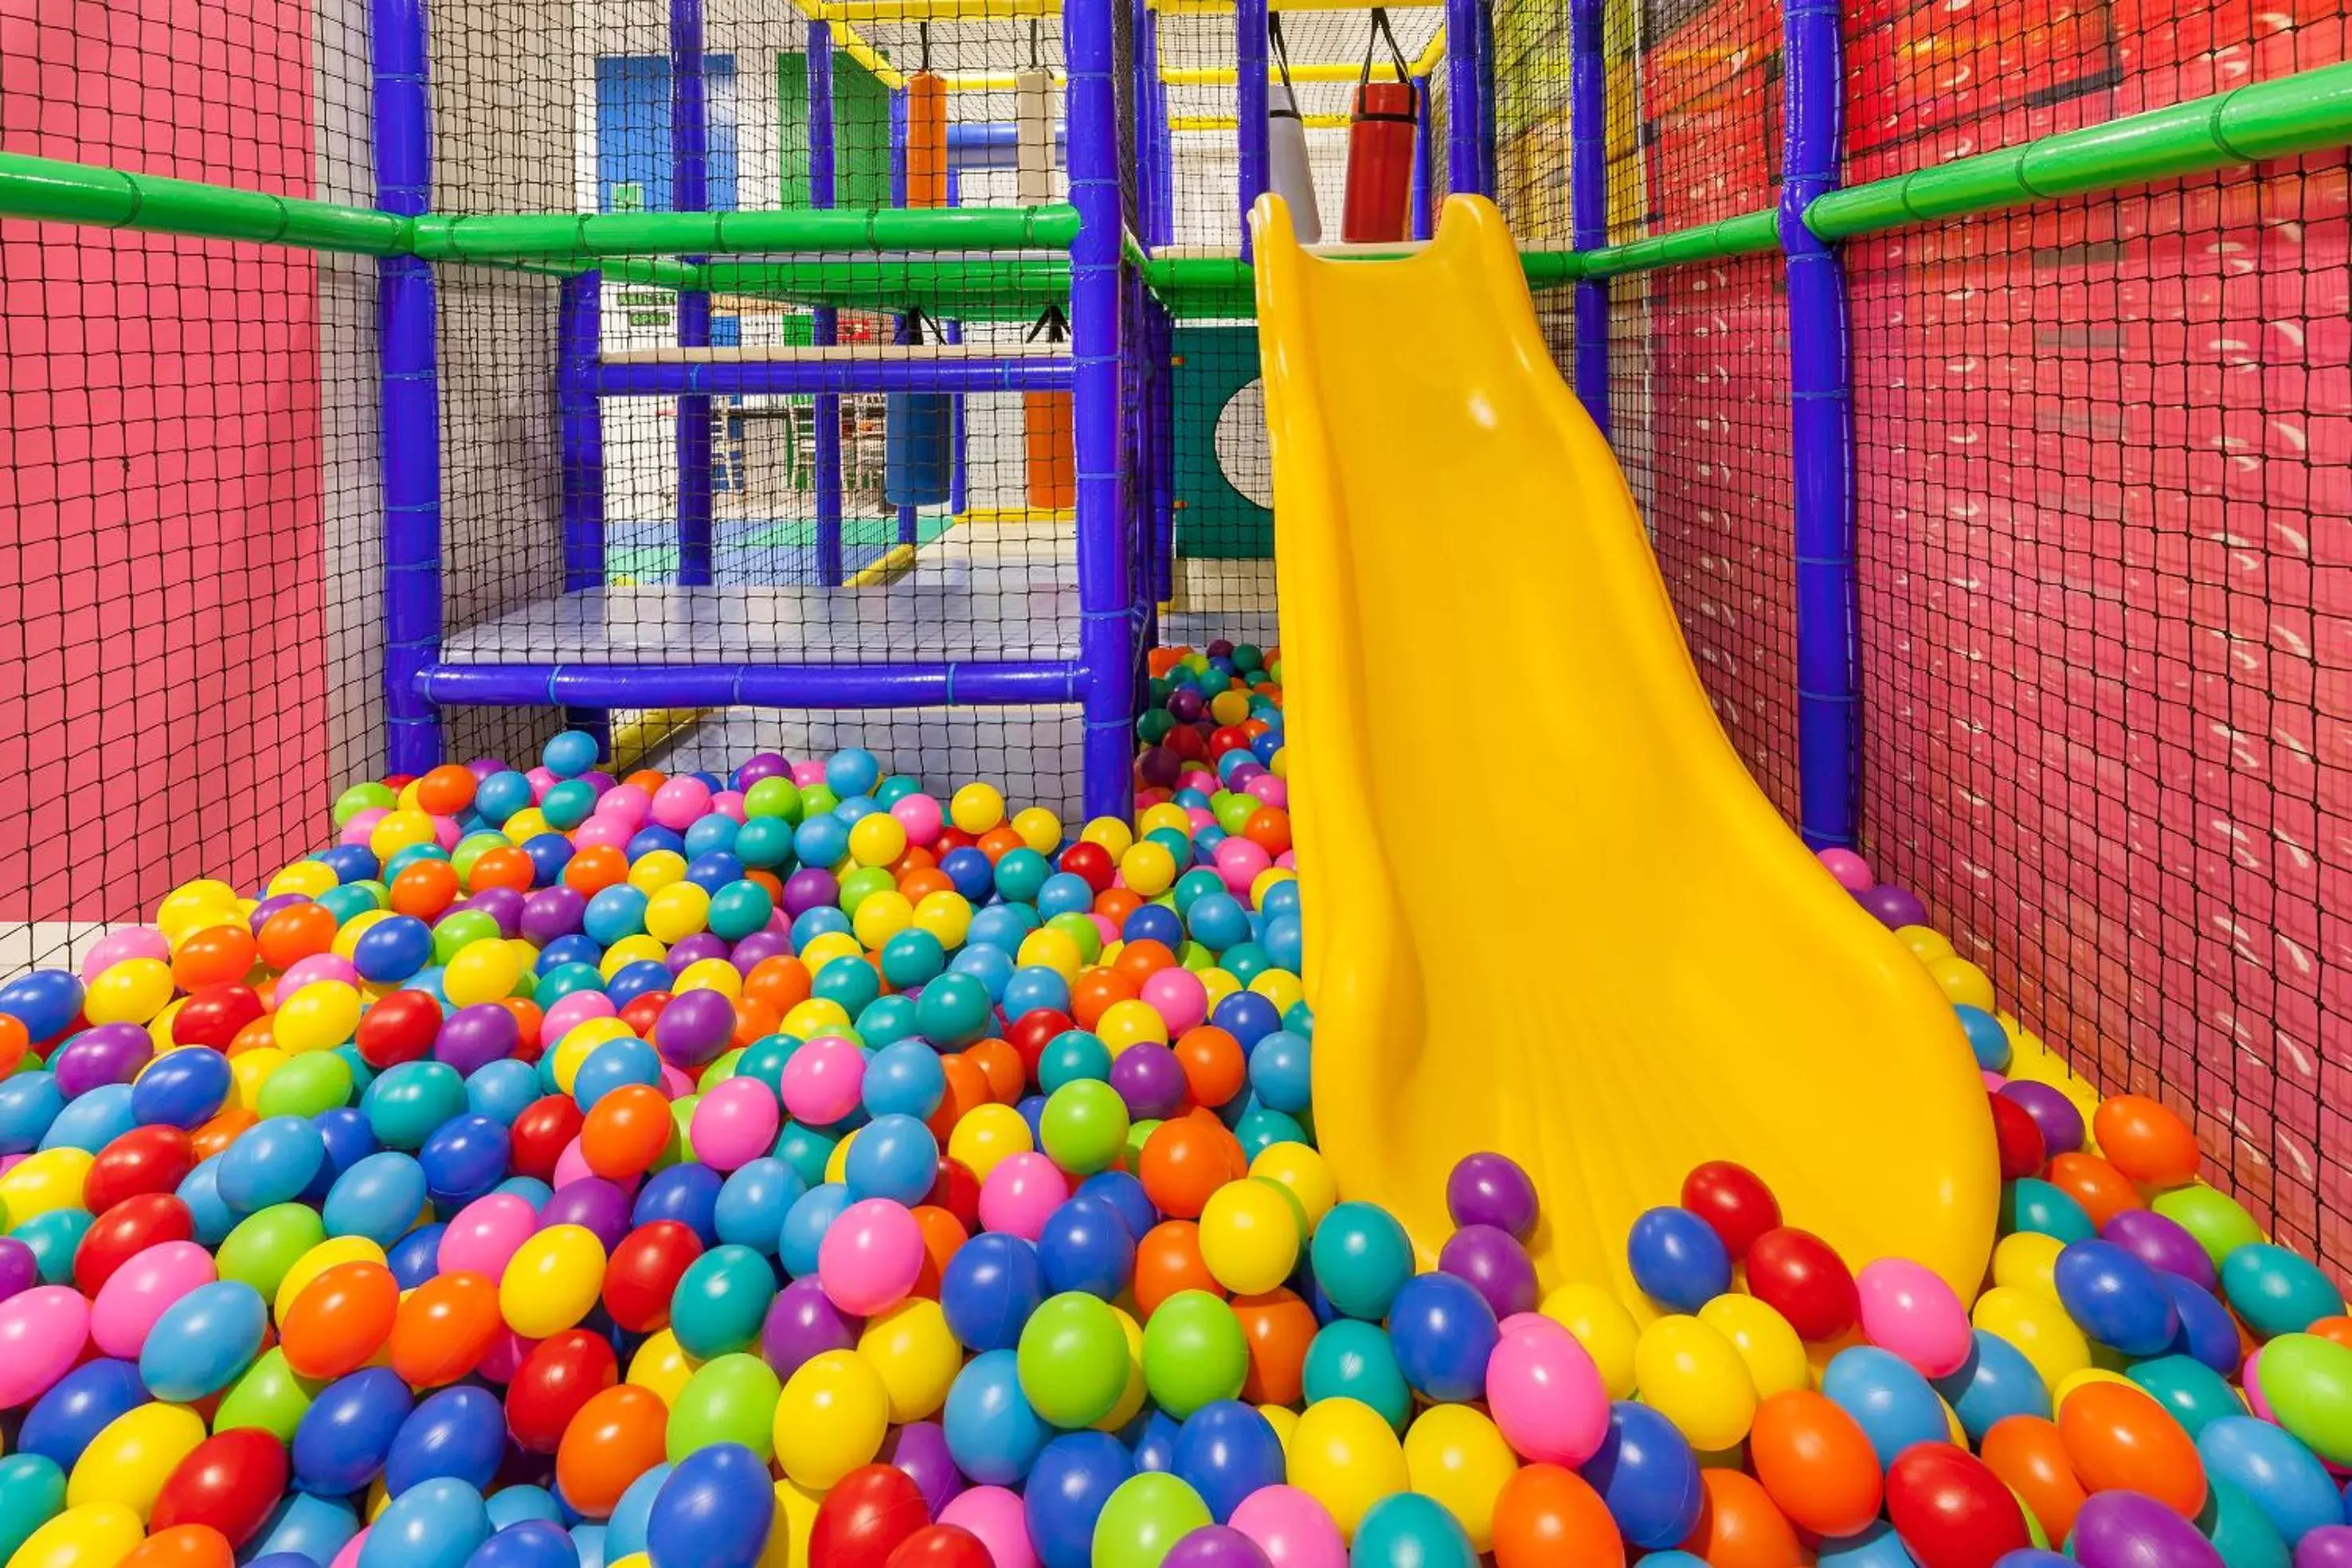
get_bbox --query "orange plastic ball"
[2047,1152,2146,1229]
[502,999,546,1061]
[2057,1382,2205,1519]
[926,1056,992,1143]
[1232,1288,1317,1406]
[468,847,536,893]
[563,847,630,896]
[911,1205,968,1298]
[2090,1094,2201,1187]
[1134,1221,1225,1318]
[173,926,258,991]
[390,1269,503,1387]
[899,869,954,904]
[256,903,338,970]
[1492,1464,1623,1568]
[120,1526,236,1568]
[1113,941,1178,987]
[414,764,480,816]
[963,1040,1025,1106]
[389,859,462,918]
[1094,890,1144,928]
[280,1260,401,1379]
[1070,968,1140,1030]
[1980,1415,2089,1545]
[1172,1027,1246,1110]
[730,999,781,1052]
[1747,1390,1884,1539]
[624,771,667,793]
[743,956,813,1015]
[1137,1118,1245,1219]
[192,1109,259,1161]
[976,827,1024,863]
[1679,1471,1802,1568]
[0,1015,26,1079]
[555,1383,670,1517]
[1242,808,1291,855]
[2306,1315,2352,1351]
[580,1084,675,1179]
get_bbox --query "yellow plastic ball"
[1198,1179,1301,1296]
[1247,1142,1336,1237]
[274,980,363,1054]
[1258,1403,1300,1453]
[1896,925,1955,962]
[158,880,240,933]
[1697,1293,1810,1399]
[1402,1405,1517,1553]
[1137,804,1192,839]
[1248,970,1304,1013]
[627,850,688,895]
[857,1299,961,1423]
[1080,817,1134,858]
[1971,1285,2093,1389]
[444,940,525,1007]
[674,957,745,999]
[628,1329,699,1406]
[1094,1308,1149,1433]
[773,1350,890,1492]
[146,1003,186,1057]
[947,1103,1033,1180]
[370,810,438,862]
[267,861,339,901]
[1633,1315,1759,1451]
[644,882,713,944]
[911,892,972,948]
[760,1480,824,1568]
[552,1017,635,1093]
[1249,868,1296,909]
[781,999,854,1040]
[230,1049,289,1112]
[1208,690,1250,726]
[851,891,914,950]
[83,960,176,1028]
[1287,1397,1409,1539]
[0,1148,92,1222]
[1097,999,1169,1055]
[500,1224,608,1339]
[68,1402,206,1519]
[949,783,1006,835]
[600,935,668,980]
[800,934,865,973]
[330,911,392,962]
[503,807,551,843]
[1011,807,1062,855]
[825,1130,855,1187]
[1992,1233,2066,1297]
[847,813,909,869]
[11,1503,144,1568]
[1016,928,1084,981]
[1199,969,1243,1011]
[274,1237,388,1323]
[2053,1367,2139,1409]
[1119,843,1177,898]
[1927,955,1996,1011]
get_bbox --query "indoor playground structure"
[6,0,2352,1562]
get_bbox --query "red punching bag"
[1341,10,1416,244]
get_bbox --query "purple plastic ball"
[436,1003,521,1077]
[734,753,790,790]
[1999,1080,2087,1158]
[2297,1527,2352,1568]
[249,893,309,933]
[1168,688,1205,722]
[730,930,792,971]
[1855,883,1929,929]
[0,1238,41,1304]
[1138,748,1181,789]
[881,1420,965,1517]
[1438,1222,1540,1319]
[2070,1492,2225,1568]
[762,1276,858,1378]
[1109,1042,1189,1120]
[2100,1208,2218,1292]
[1446,1152,1539,1242]
[1163,1527,1274,1568]
[537,1177,634,1251]
[519,886,587,944]
[656,988,738,1068]
[782,869,839,919]
[461,886,525,938]
[52,1023,153,1099]
[665,933,730,977]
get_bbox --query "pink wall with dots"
[0,0,331,929]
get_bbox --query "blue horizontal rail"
[591,356,1074,397]
[415,659,1086,708]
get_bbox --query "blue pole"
[1235,0,1269,259]
[558,272,610,751]
[889,86,919,549]
[1568,0,1608,434]
[373,0,443,776]
[808,22,845,587]
[1135,0,1174,249]
[1783,0,1857,848]
[1444,0,1486,197]
[1410,76,1434,240]
[671,0,714,588]
[945,162,967,519]
[1067,0,1133,820]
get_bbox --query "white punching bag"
[1268,81,1321,244]
[1014,65,1054,205]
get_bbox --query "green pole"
[0,152,410,254]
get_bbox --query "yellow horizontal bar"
[1153,0,1440,10]
[1172,113,1353,130]
[786,0,908,88]
[945,70,1066,88]
[826,0,1053,16]
[1410,25,1446,76]
[957,506,1074,524]
[609,709,706,772]
[847,542,921,585]
[1160,64,1399,84]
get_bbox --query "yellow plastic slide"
[1251,194,1996,1305]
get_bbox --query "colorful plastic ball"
[2196,1415,2341,1547]
[2295,1529,2352,1568]
[499,1225,605,1339]
[940,1234,1047,1354]
[2068,1492,2225,1568]
[1821,1346,1950,1470]
[808,1464,930,1568]
[139,1279,268,1402]
[1349,1492,1475,1568]
[1301,1320,1413,1431]
[1485,1315,1608,1465]
[1197,1179,1300,1297]
[2148,1185,2264,1270]
[1307,1203,1413,1321]
[1038,1082,1129,1177]
[149,1427,288,1549]
[2050,1239,2182,1358]
[1142,1290,1250,1418]
[1438,1224,1539,1320]
[1933,1328,2052,1441]
[670,1244,781,1359]
[1857,1257,1974,1378]
[2225,1246,2347,1340]
[1627,1208,1733,1314]
[772,1350,889,1493]
[1016,1293,1131,1430]
[2059,1382,2206,1520]
[1169,1403,1286,1525]
[1882,1444,2030,1568]
[1036,1196,1135,1301]
[941,1351,1050,1488]
[1025,1433,1135,1568]
[1580,1402,1703,1551]
[819,1199,926,1317]
[644,1444,773,1568]
[1743,1226,1859,1341]
[2252,1333,2352,1467]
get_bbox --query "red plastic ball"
[75,1194,197,1296]
[1988,1093,2047,1183]
[84,1125,197,1214]
[1681,1161,1782,1259]
[1743,1226,1858,1341]
[149,1429,289,1546]
[883,1525,993,1568]
[355,989,443,1069]
[808,1464,931,1568]
[617,992,671,1041]
[173,985,265,1050]
[602,1221,703,1333]
[1885,1443,2033,1568]
[1008,1008,1074,1078]
[511,1095,588,1182]
[505,1330,620,1453]
[926,1158,984,1232]
[1059,842,1115,893]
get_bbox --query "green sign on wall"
[1171,324,1273,560]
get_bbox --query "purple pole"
[374,0,444,775]
[889,86,919,549]
[672,0,714,587]
[1568,0,1608,432]
[558,272,611,751]
[1136,0,1174,249]
[417,660,1086,708]
[807,22,844,587]
[945,162,967,520]
[597,358,1073,397]
[1445,0,1487,197]
[1783,0,1857,847]
[1235,0,1269,259]
[1067,0,1134,820]
[1410,75,1434,240]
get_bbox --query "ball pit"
[0,639,2343,1568]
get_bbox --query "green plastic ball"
[2151,1184,2265,1269]
[667,1352,782,1460]
[1016,1292,1130,1429]
[914,973,994,1050]
[1140,1289,1246,1418]
[1091,1473,1211,1568]
[744,777,804,822]
[213,1347,321,1443]
[216,1204,327,1300]
[1039,1081,1130,1175]
[256,1051,354,1120]
[2255,1332,2352,1465]
[334,783,399,827]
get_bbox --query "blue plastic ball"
[941,1350,1050,1487]
[1386,1272,1499,1404]
[941,1233,1047,1353]
[2053,1238,2182,1357]
[1583,1402,1704,1550]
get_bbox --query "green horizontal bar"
[0,152,411,254]
[409,205,1080,261]
[1575,209,1780,277]
[694,256,1070,313]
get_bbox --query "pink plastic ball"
[780,1036,867,1125]
[90,1239,217,1357]
[710,790,749,825]
[1087,913,1119,948]
[551,1139,602,1191]
[792,761,827,788]
[1141,969,1209,1036]
[0,1287,92,1408]
[1213,838,1273,895]
[1274,851,1296,870]
[1242,775,1289,809]
[329,1528,369,1568]
[1485,1315,1609,1466]
[892,793,946,847]
[432,816,463,852]
[2244,1348,2276,1421]
[1184,807,1218,834]
[542,991,617,1046]
[595,784,652,827]
[478,1328,533,1382]
[1229,1487,1346,1568]
[82,928,170,982]
[652,777,714,831]
[438,1194,541,1277]
[1818,847,1874,891]
[342,809,388,847]
[691,1077,781,1171]
[1856,1257,1973,1377]
[525,767,558,800]
[818,1198,926,1316]
[937,1487,1037,1568]
[977,1153,1068,1242]
[280,955,362,996]
[657,1064,696,1100]
[1981,1070,2008,1092]
[573,818,632,852]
